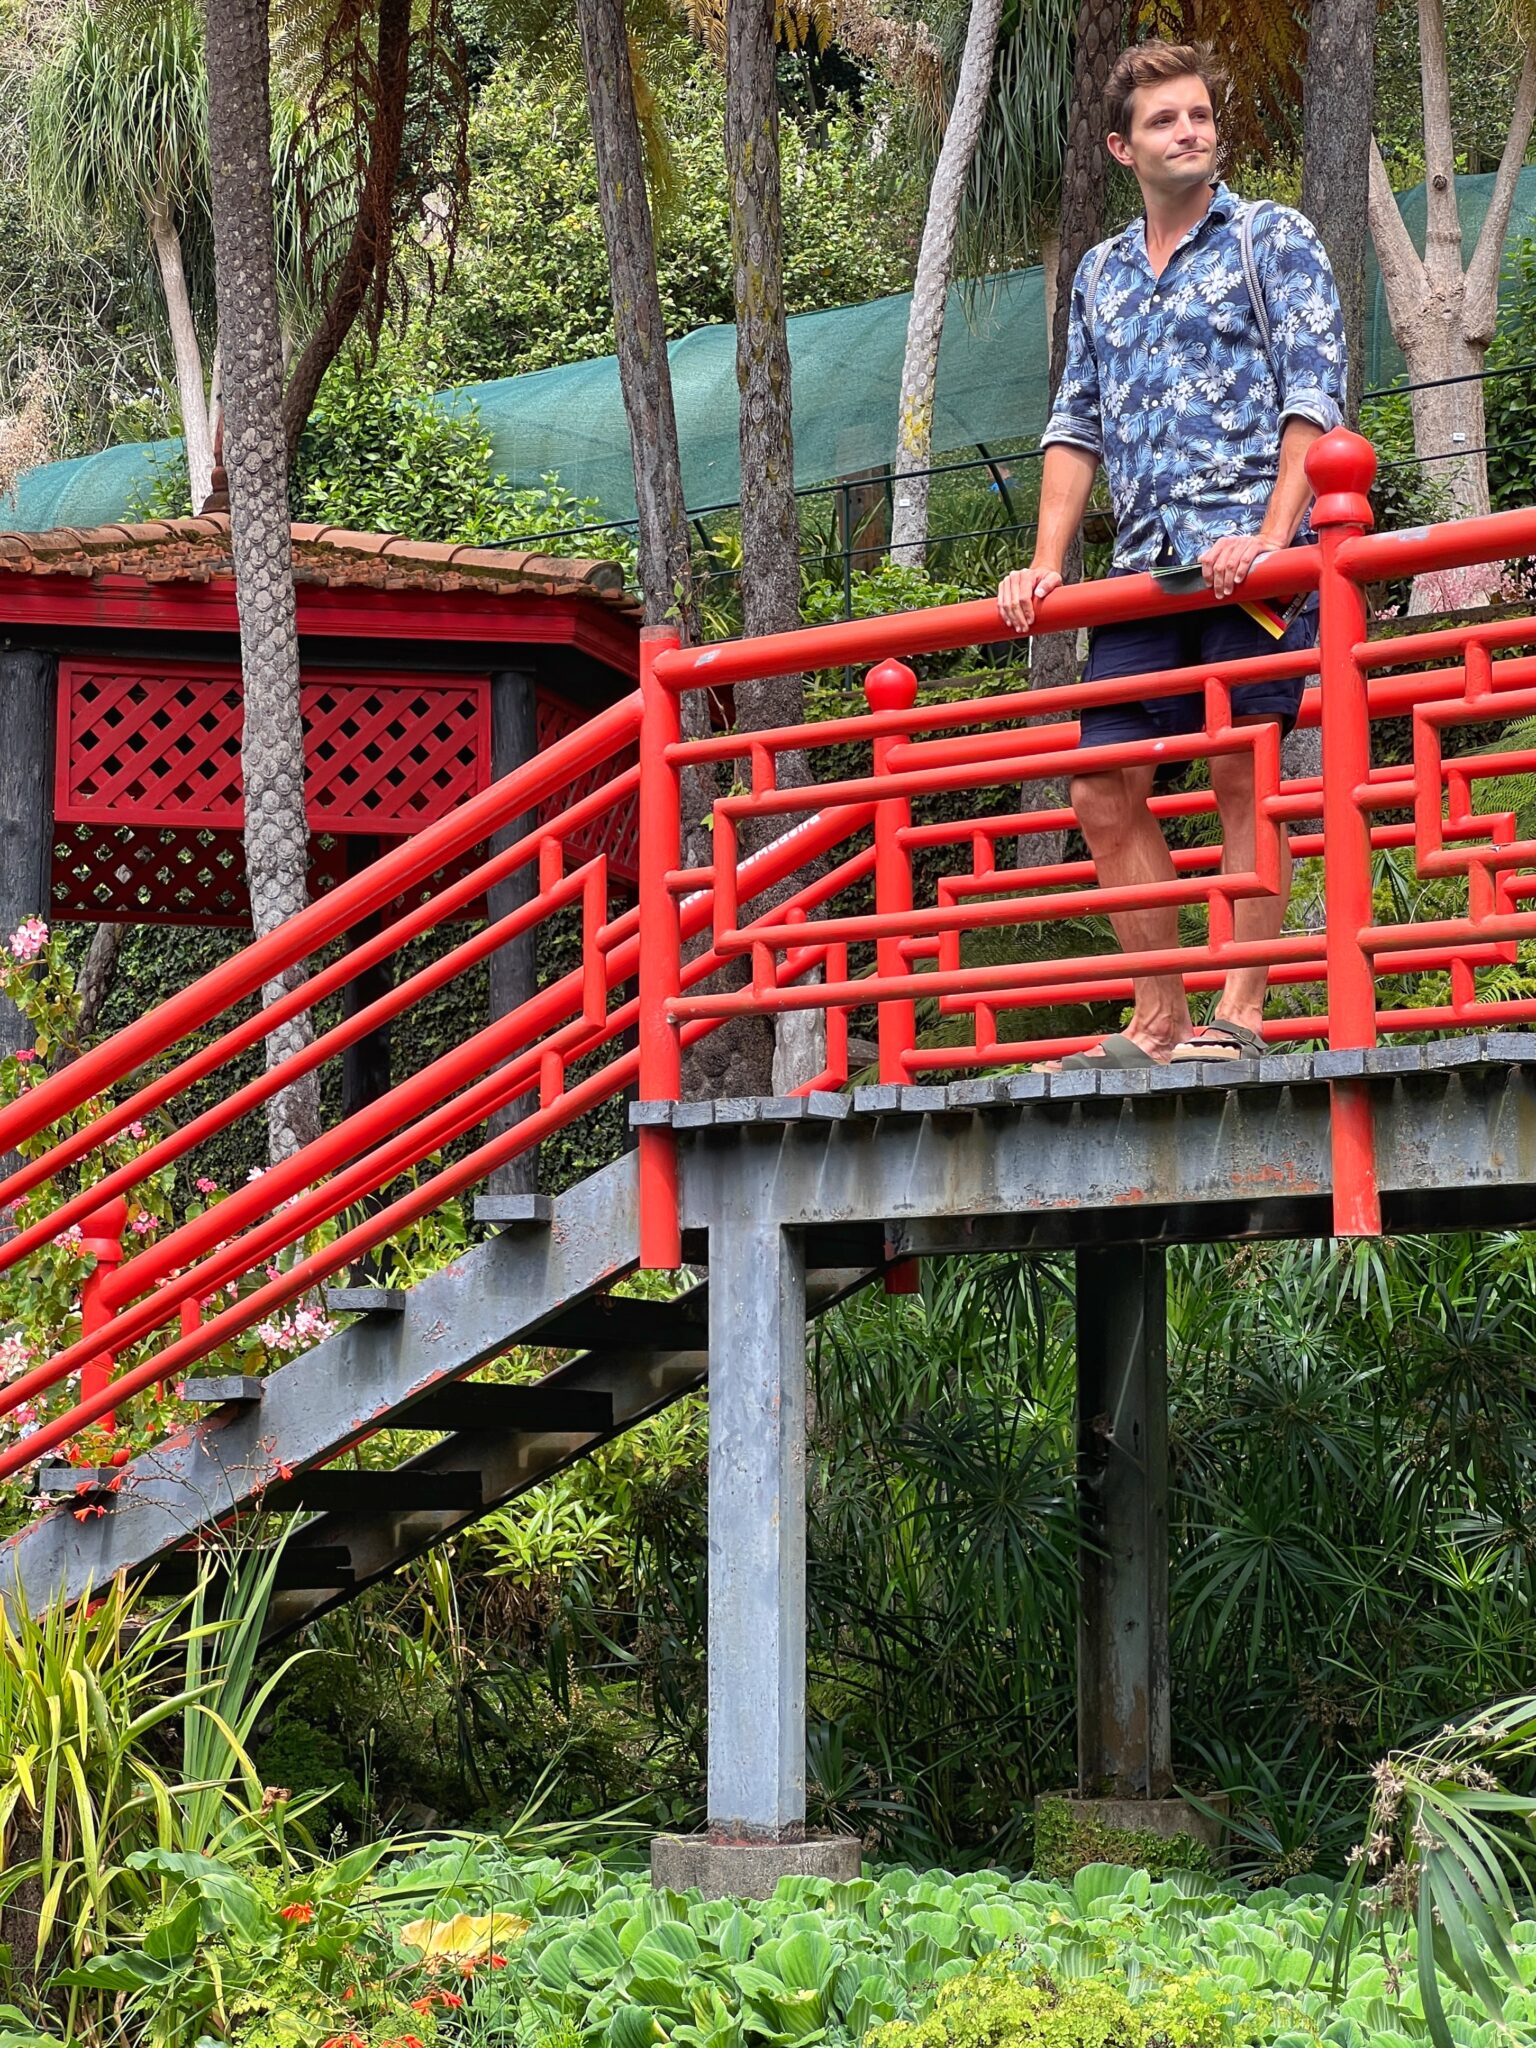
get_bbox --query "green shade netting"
[10,169,1536,534]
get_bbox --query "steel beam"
[1075,1245,1170,1799]
[673,1056,1536,1246]
[707,1214,809,1843]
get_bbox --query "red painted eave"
[0,571,640,679]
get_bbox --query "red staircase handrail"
[6,427,1536,1473]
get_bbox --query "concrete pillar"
[707,1216,808,1840]
[487,668,538,1197]
[1074,1243,1172,1800]
[0,648,55,1069]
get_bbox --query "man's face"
[1107,73,1218,199]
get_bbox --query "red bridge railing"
[0,426,1534,1471]
[636,429,1536,1258]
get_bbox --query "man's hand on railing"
[996,563,1064,633]
[1198,532,1278,602]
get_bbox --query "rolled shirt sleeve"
[1255,206,1348,432]
[1040,248,1106,458]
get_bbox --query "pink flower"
[128,1214,157,1236]
[12,1049,34,1065]
[127,1121,146,1140]
[7,917,47,963]
[195,1177,218,1195]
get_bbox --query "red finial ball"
[864,659,918,713]
[1305,428,1377,532]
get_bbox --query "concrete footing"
[651,1833,861,1899]
[1034,1790,1227,1882]
[1066,1793,1225,1850]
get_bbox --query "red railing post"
[638,625,683,1268]
[865,659,919,1084]
[78,1196,128,1432]
[1308,428,1381,1237]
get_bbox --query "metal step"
[179,1376,264,1406]
[264,1469,483,1514]
[530,1295,708,1352]
[397,1384,615,1434]
[143,1546,355,1594]
[474,1193,552,1230]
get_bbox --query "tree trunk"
[279,0,411,464]
[76,923,124,1036]
[575,0,698,642]
[1032,0,1123,698]
[889,0,1005,564]
[1366,0,1536,540]
[204,0,321,1163]
[712,0,813,1096]
[147,199,215,512]
[1300,0,1377,429]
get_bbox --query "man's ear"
[1106,128,1134,168]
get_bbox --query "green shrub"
[866,1953,1271,2048]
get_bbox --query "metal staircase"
[5,1152,878,1637]
[6,425,1536,1663]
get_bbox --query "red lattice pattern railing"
[5,426,1536,1474]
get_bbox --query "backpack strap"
[1237,200,1278,380]
[1081,238,1117,348]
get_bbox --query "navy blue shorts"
[1078,600,1318,754]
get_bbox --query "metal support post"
[1075,1243,1171,1800]
[707,1214,808,1841]
[487,668,539,1198]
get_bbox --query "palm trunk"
[575,0,698,643]
[147,197,215,512]
[1300,0,1377,430]
[1030,0,1123,697]
[890,0,1005,565]
[203,0,320,1162]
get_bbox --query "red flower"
[489,1953,508,1967]
[380,2036,426,2048]
[278,1900,313,1924]
[319,2035,367,2048]
[411,1989,464,2012]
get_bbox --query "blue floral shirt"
[1041,183,1347,570]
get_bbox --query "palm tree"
[889,0,1008,565]
[573,0,698,638]
[204,0,319,1160]
[27,0,217,508]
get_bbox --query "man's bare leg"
[1204,723,1292,1036]
[1069,762,1192,1059]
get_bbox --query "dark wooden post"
[0,648,56,1056]
[1074,1243,1172,1800]
[340,833,393,1122]
[0,649,57,1186]
[487,669,539,1197]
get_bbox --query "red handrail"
[6,426,1536,1474]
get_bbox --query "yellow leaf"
[400,1910,530,1957]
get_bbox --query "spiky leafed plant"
[26,0,217,506]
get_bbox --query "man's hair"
[1105,40,1226,137]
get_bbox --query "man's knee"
[1071,769,1139,840]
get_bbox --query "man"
[997,40,1346,1069]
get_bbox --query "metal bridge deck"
[638,1035,1536,1254]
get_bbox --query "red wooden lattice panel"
[58,661,490,832]
[536,690,639,887]
[51,662,637,923]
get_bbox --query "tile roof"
[0,514,639,614]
